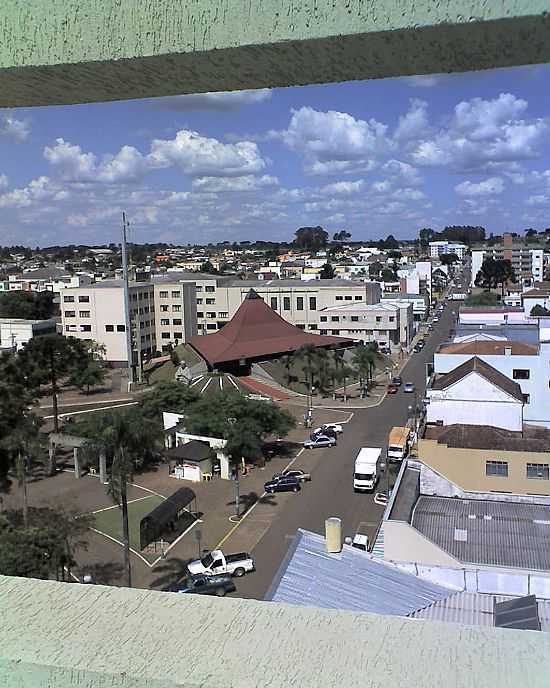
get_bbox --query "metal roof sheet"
[412,496,550,571]
[266,529,454,616]
[410,591,550,632]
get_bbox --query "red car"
[387,384,398,394]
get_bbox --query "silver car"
[303,434,337,449]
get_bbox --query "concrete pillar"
[73,448,81,479]
[219,451,230,480]
[99,449,107,484]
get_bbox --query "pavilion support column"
[99,449,108,484]
[73,448,81,479]
[219,451,230,480]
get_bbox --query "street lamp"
[227,417,240,520]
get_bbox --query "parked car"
[272,469,311,483]
[427,324,434,331]
[433,316,439,323]
[374,493,389,506]
[311,427,337,440]
[413,341,425,352]
[387,384,398,395]
[403,382,415,393]
[170,573,236,597]
[391,376,402,386]
[313,423,343,435]
[187,549,255,578]
[264,475,301,493]
[304,434,337,449]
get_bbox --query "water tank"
[325,517,342,553]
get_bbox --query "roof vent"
[504,345,512,355]
[325,517,342,554]
[467,514,476,520]
[454,528,467,542]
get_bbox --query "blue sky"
[1,63,550,247]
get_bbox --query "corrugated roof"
[430,356,524,401]
[423,423,550,452]
[412,496,550,571]
[410,591,550,632]
[439,341,538,355]
[189,289,353,365]
[266,529,453,615]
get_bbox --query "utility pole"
[121,212,134,391]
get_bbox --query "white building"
[318,301,413,351]
[429,241,467,260]
[0,318,57,352]
[61,280,156,365]
[434,339,550,427]
[427,356,524,431]
[471,241,544,287]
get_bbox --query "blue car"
[264,475,301,494]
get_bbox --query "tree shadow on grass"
[149,555,194,591]
[80,561,125,585]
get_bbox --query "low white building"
[427,356,524,431]
[0,318,57,352]
[318,301,413,351]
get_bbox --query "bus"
[387,426,410,462]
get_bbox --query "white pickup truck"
[187,549,255,578]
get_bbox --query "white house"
[427,357,524,431]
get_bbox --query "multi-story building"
[6,269,92,293]
[471,234,544,287]
[317,301,413,351]
[0,318,57,352]
[429,241,467,260]
[152,279,197,351]
[153,273,381,336]
[60,280,156,366]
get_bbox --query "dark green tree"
[439,253,459,266]
[18,334,92,439]
[319,263,336,279]
[419,228,436,249]
[333,230,352,242]
[293,226,329,251]
[139,381,199,422]
[200,261,218,274]
[69,360,105,395]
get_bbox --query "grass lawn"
[93,494,164,554]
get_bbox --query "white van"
[353,447,382,493]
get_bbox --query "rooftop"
[321,302,399,313]
[411,495,550,571]
[2,575,548,687]
[423,422,550,452]
[81,279,152,289]
[152,271,232,283]
[228,278,372,289]
[454,323,540,345]
[438,341,538,356]
[266,529,452,615]
[430,357,524,402]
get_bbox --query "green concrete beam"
[1,1,550,107]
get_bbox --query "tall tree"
[419,228,435,249]
[77,407,161,587]
[333,230,352,242]
[293,226,329,251]
[139,381,199,422]
[352,345,377,396]
[19,334,92,438]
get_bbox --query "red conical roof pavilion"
[189,289,353,367]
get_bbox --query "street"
[237,301,456,600]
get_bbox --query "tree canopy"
[474,258,515,291]
[293,226,328,251]
[139,381,199,422]
[439,253,459,266]
[0,290,55,320]
[319,262,336,280]
[333,230,352,242]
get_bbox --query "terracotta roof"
[189,289,353,366]
[424,423,550,452]
[439,341,538,355]
[430,357,524,401]
[523,288,550,298]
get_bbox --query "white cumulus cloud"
[0,174,7,190]
[150,89,271,112]
[191,174,278,192]
[320,180,365,195]
[0,113,30,142]
[395,99,429,141]
[455,177,505,196]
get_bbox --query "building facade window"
[320,316,327,322]
[283,297,291,311]
[161,332,171,339]
[527,463,550,480]
[197,311,204,318]
[105,325,114,332]
[206,298,215,304]
[309,324,318,330]
[63,295,75,303]
[172,305,181,312]
[80,325,91,332]
[160,319,169,326]
[79,310,90,318]
[296,297,304,311]
[205,286,215,293]
[336,296,343,301]
[171,291,181,298]
[331,316,339,322]
[173,318,182,326]
[486,460,508,477]
[219,312,229,318]
[207,312,216,318]
[206,323,217,330]
[116,325,125,332]
[354,295,362,301]
[64,310,75,318]
[331,330,340,335]
[351,316,359,322]
[376,316,382,323]
[160,305,169,312]
[78,295,90,303]
[523,394,530,404]
[513,369,530,379]
[159,291,168,298]
[309,296,317,311]
[270,297,278,310]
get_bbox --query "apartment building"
[5,269,92,293]
[429,241,467,260]
[471,234,544,286]
[152,279,197,351]
[60,280,156,365]
[318,301,413,351]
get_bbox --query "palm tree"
[352,345,377,396]
[79,407,160,587]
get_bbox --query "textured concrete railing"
[1,1,550,106]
